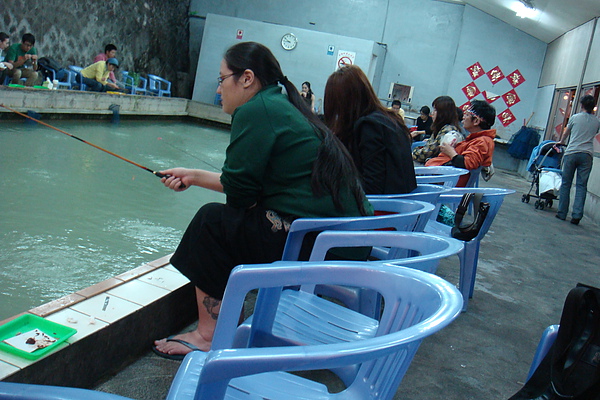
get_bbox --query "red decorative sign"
[482,91,500,103]
[486,66,505,85]
[462,82,480,100]
[459,101,471,112]
[502,89,521,107]
[467,62,485,80]
[498,108,517,127]
[507,69,525,88]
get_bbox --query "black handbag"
[509,283,600,400]
[450,193,490,241]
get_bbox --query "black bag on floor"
[509,283,600,400]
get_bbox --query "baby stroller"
[522,140,565,210]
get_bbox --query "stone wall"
[2,0,191,98]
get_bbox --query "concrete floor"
[94,169,600,400]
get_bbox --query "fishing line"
[1,104,176,183]
[161,140,221,171]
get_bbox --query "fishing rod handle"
[154,171,186,189]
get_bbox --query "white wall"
[540,20,595,88]
[446,6,547,139]
[192,14,384,106]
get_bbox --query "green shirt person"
[5,33,39,86]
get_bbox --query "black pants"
[170,203,290,300]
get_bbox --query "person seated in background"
[79,57,121,92]
[5,33,39,86]
[0,32,13,82]
[300,81,316,112]
[413,96,462,164]
[324,65,416,195]
[411,105,433,141]
[426,100,496,187]
[389,99,406,122]
[94,44,119,85]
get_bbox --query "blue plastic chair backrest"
[414,166,469,188]
[68,66,87,91]
[427,187,514,241]
[147,74,171,96]
[187,261,463,399]
[368,183,449,205]
[309,231,463,274]
[411,140,426,151]
[281,198,435,261]
[465,166,483,188]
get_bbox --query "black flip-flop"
[152,335,202,360]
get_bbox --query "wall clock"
[281,33,298,51]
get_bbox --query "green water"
[0,119,229,320]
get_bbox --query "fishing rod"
[1,104,176,183]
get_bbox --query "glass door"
[547,88,576,141]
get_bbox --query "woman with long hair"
[300,81,316,112]
[324,65,416,195]
[153,42,371,359]
[412,95,462,163]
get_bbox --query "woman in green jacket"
[153,42,371,359]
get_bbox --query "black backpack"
[509,283,600,400]
[37,57,63,80]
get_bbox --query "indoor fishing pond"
[0,118,229,321]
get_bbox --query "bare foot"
[154,330,211,357]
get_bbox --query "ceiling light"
[513,1,539,19]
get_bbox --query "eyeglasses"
[217,73,236,85]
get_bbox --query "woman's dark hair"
[323,65,409,146]
[302,81,314,97]
[224,42,367,215]
[105,44,117,53]
[420,106,430,116]
[431,96,460,137]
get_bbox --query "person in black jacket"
[324,65,416,195]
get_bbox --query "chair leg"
[458,241,480,312]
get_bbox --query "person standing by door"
[556,94,600,225]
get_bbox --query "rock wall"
[2,0,191,98]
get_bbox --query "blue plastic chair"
[411,140,426,151]
[368,183,449,204]
[465,166,483,188]
[526,324,559,380]
[147,74,172,97]
[68,65,87,91]
[3,76,28,85]
[122,70,148,95]
[0,261,463,400]
[368,183,450,221]
[414,166,469,188]
[234,231,463,385]
[280,198,435,262]
[424,187,515,311]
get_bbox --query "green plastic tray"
[8,84,25,88]
[0,314,77,360]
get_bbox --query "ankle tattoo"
[202,296,221,320]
